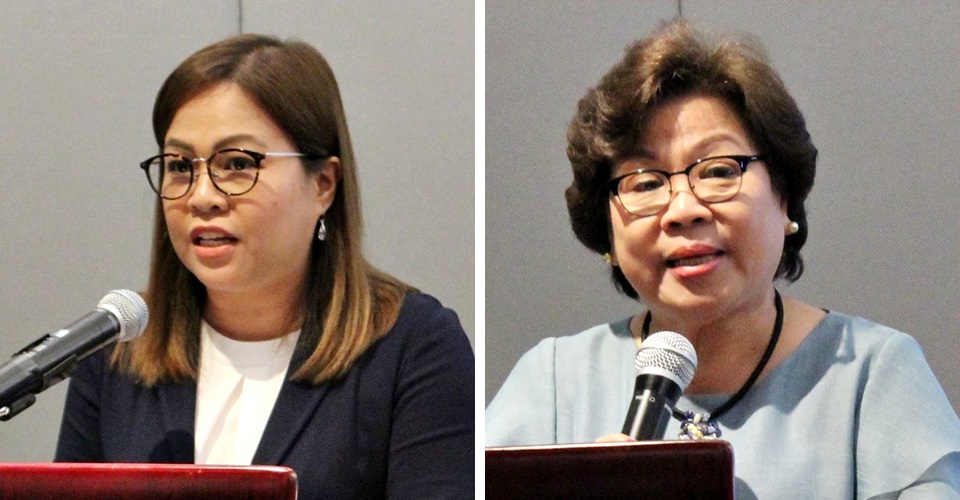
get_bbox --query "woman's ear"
[315,156,341,210]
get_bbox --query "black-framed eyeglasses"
[139,148,331,200]
[606,155,763,217]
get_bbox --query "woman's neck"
[639,290,780,394]
[636,292,826,395]
[203,284,304,342]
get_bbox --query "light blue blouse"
[486,312,960,499]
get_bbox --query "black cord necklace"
[640,290,783,439]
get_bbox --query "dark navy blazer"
[55,293,475,499]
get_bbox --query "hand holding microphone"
[0,290,148,420]
[621,331,697,440]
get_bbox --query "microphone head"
[635,331,698,390]
[97,290,149,342]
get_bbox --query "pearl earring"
[786,221,799,235]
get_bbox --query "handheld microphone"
[0,290,148,420]
[621,331,697,440]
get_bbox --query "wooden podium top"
[486,440,734,499]
[0,463,297,500]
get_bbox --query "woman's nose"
[186,163,227,213]
[659,178,712,229]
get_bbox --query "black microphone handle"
[0,310,120,409]
[26,310,121,373]
[621,373,683,440]
[0,354,42,411]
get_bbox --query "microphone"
[621,331,697,440]
[0,290,148,420]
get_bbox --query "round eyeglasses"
[606,155,763,217]
[139,148,330,200]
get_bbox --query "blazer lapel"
[153,380,197,463]
[251,377,330,465]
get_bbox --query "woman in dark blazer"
[55,34,474,499]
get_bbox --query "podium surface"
[0,463,297,500]
[486,440,734,499]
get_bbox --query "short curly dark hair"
[565,18,817,299]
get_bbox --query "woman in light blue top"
[486,19,960,498]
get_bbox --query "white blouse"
[195,321,300,465]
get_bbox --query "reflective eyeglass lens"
[209,150,259,195]
[146,156,192,199]
[618,171,670,214]
[690,158,742,202]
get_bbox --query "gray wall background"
[0,1,473,461]
[486,0,960,423]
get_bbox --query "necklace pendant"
[678,411,720,440]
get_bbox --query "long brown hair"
[114,34,411,385]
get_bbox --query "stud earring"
[786,221,800,235]
[317,216,327,241]
[602,253,616,266]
